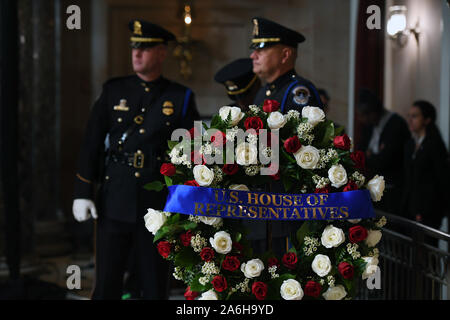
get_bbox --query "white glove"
[73,199,98,222]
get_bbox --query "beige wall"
[90,0,351,126]
[384,0,449,147]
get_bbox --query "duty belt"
[109,150,146,169]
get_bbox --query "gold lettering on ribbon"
[229,191,239,204]
[259,194,271,206]
[306,195,319,206]
[215,190,226,202]
[248,193,259,205]
[195,202,204,215]
[248,206,258,218]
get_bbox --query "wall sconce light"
[174,2,194,79]
[387,5,420,47]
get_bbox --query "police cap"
[214,58,258,100]
[129,20,176,49]
[250,17,305,50]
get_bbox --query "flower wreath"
[145,100,386,300]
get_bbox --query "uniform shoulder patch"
[291,85,311,106]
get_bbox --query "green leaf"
[334,125,346,136]
[153,226,171,243]
[202,122,210,131]
[164,175,173,187]
[168,140,179,150]
[281,147,297,164]
[180,221,198,230]
[296,221,310,247]
[282,176,294,192]
[315,120,335,148]
[143,181,165,192]
[174,248,197,268]
[234,232,242,243]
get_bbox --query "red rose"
[252,281,268,300]
[200,247,215,262]
[156,241,171,258]
[267,257,280,268]
[282,252,298,270]
[304,281,321,298]
[350,151,365,170]
[334,134,351,150]
[222,255,240,272]
[315,186,330,193]
[191,150,205,165]
[184,180,199,187]
[348,225,368,243]
[262,99,281,113]
[211,275,228,293]
[160,163,176,176]
[244,116,264,134]
[180,230,192,247]
[270,172,281,181]
[232,242,243,253]
[343,181,358,192]
[338,262,355,279]
[188,127,200,139]
[210,130,227,147]
[222,164,239,175]
[184,286,199,300]
[284,136,302,153]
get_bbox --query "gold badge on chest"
[162,101,174,116]
[114,99,129,111]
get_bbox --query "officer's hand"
[73,199,98,222]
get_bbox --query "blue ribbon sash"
[163,185,375,221]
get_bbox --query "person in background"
[400,100,449,231]
[214,58,261,111]
[356,88,410,214]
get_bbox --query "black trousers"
[92,217,170,300]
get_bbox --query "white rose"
[280,279,304,300]
[365,229,382,247]
[322,285,347,300]
[229,184,249,191]
[144,208,167,235]
[209,231,232,254]
[199,216,222,227]
[193,165,214,186]
[235,142,258,166]
[294,145,320,169]
[321,225,345,248]
[240,258,265,278]
[302,106,325,126]
[348,219,362,224]
[328,164,348,188]
[362,256,379,280]
[219,106,244,126]
[267,111,287,130]
[311,254,332,277]
[198,289,218,300]
[367,175,385,202]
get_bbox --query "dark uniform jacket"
[253,69,323,111]
[74,75,200,223]
[400,130,449,229]
[357,112,410,214]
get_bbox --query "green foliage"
[143,181,165,192]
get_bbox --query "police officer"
[72,20,200,299]
[250,17,322,112]
[214,58,261,111]
[246,17,323,257]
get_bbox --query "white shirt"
[368,111,393,155]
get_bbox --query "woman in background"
[401,100,449,231]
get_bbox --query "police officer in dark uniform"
[214,58,261,111]
[247,17,323,257]
[250,17,322,112]
[72,20,200,300]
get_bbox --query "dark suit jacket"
[400,130,449,229]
